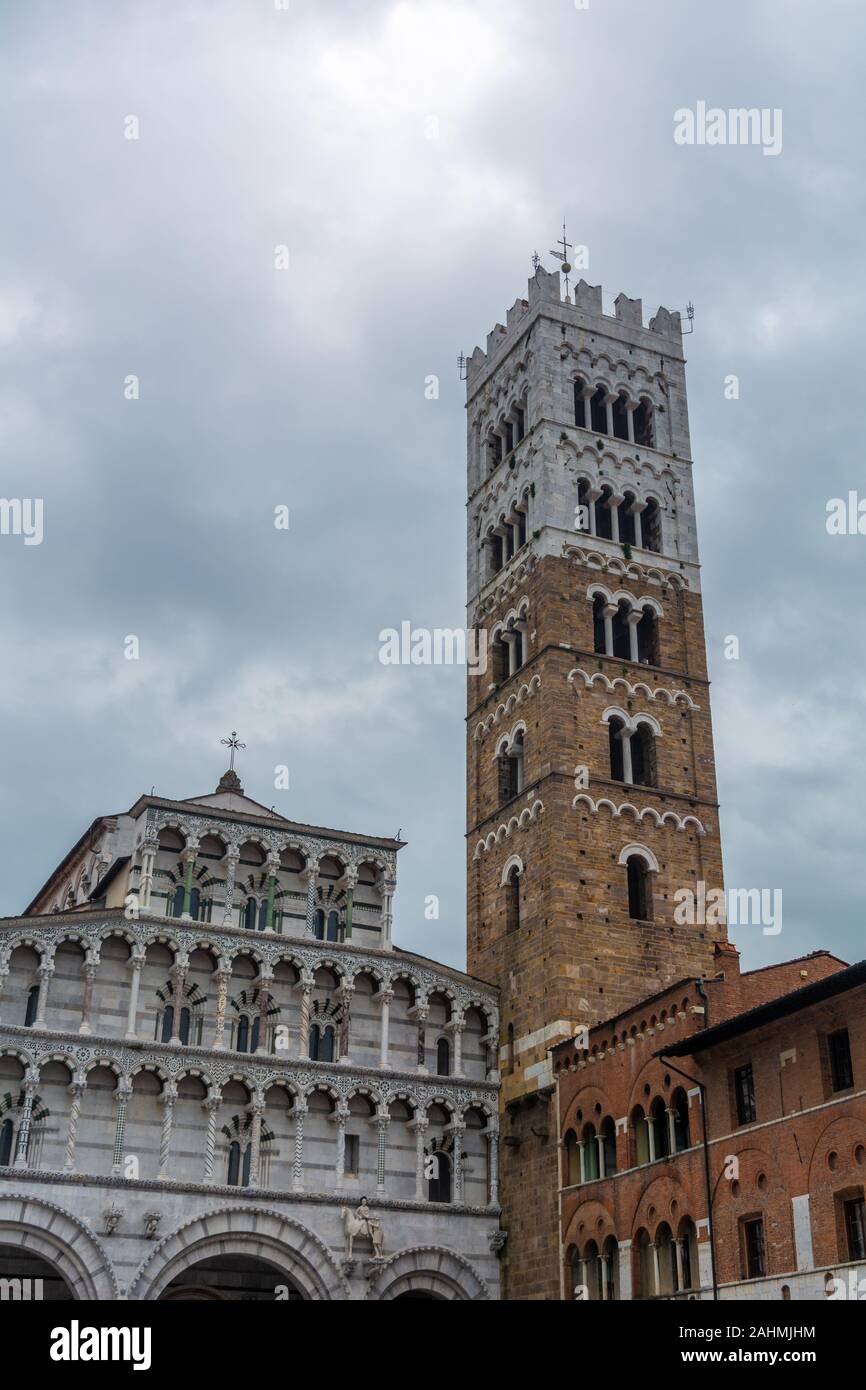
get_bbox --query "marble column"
[78,955,99,1035]
[415,1003,429,1073]
[212,967,230,1050]
[302,859,320,935]
[264,855,280,931]
[111,1080,133,1176]
[169,956,189,1045]
[221,846,240,926]
[292,1099,307,1192]
[378,987,393,1069]
[248,1097,264,1188]
[158,1083,178,1180]
[451,1122,465,1204]
[13,1071,38,1168]
[297,978,313,1059]
[203,1093,221,1184]
[256,971,273,1055]
[138,841,158,913]
[374,1112,390,1194]
[35,963,54,1027]
[413,1117,429,1200]
[486,1127,499,1205]
[125,952,144,1039]
[333,1103,349,1191]
[64,1077,85,1173]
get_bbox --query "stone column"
[292,1098,307,1192]
[412,1117,429,1200]
[626,401,636,444]
[626,609,641,664]
[264,855,280,932]
[78,953,99,1035]
[450,1011,465,1077]
[138,840,158,913]
[0,958,9,1026]
[342,868,358,941]
[297,976,313,1059]
[619,728,634,784]
[203,1094,221,1184]
[378,987,393,1069]
[248,1096,264,1188]
[212,967,230,1049]
[64,1076,86,1172]
[302,858,320,935]
[35,963,54,1027]
[650,1241,661,1297]
[256,970,273,1055]
[169,955,189,1045]
[451,1122,465,1204]
[374,1111,390,1194]
[596,1133,606,1180]
[666,1107,677,1155]
[337,982,353,1062]
[125,952,144,1039]
[380,877,396,947]
[604,396,614,436]
[111,1080,133,1176]
[646,1116,656,1164]
[581,386,594,434]
[609,495,620,542]
[674,1237,685,1293]
[602,603,617,657]
[158,1082,177,1180]
[618,1239,633,1301]
[333,1102,349,1192]
[484,1015,499,1081]
[415,1003,429,1073]
[578,1139,586,1185]
[486,1126,499,1205]
[600,1253,609,1300]
[180,842,199,920]
[221,845,240,926]
[13,1070,39,1168]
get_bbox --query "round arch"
[128,1205,350,1301]
[370,1245,491,1301]
[0,1193,119,1300]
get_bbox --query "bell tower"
[465,264,726,1298]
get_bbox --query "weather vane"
[549,219,574,301]
[221,730,246,771]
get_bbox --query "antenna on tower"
[457,352,467,381]
[549,219,574,302]
[531,250,542,272]
[683,301,695,335]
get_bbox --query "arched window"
[428,1150,451,1203]
[327,911,340,944]
[626,855,652,921]
[612,392,630,441]
[582,1123,599,1181]
[564,1129,581,1185]
[593,594,607,654]
[499,732,524,803]
[24,984,39,1028]
[179,1007,191,1046]
[589,386,607,434]
[601,1117,617,1175]
[309,1023,335,1062]
[618,492,637,545]
[608,717,626,781]
[643,498,662,553]
[160,1005,174,1044]
[227,1140,240,1186]
[308,1022,319,1060]
[633,399,654,448]
[672,1088,690,1152]
[258,900,268,932]
[242,1144,252,1187]
[237,1015,250,1053]
[574,379,589,429]
[631,723,657,788]
[577,478,593,534]
[436,1038,451,1076]
[631,1105,650,1165]
[595,486,614,539]
[244,897,257,932]
[491,635,509,684]
[0,1118,14,1166]
[651,1096,670,1159]
[612,601,631,660]
[637,606,659,665]
[505,864,521,934]
[313,909,325,940]
[170,884,185,917]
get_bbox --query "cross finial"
[221,730,246,771]
[549,219,574,300]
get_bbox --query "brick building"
[554,945,866,1300]
[465,262,726,1297]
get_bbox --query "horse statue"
[341,1198,384,1259]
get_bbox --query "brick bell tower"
[465,263,727,1299]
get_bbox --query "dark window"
[829,1030,854,1092]
[244,897,257,931]
[227,1141,241,1186]
[631,724,657,788]
[237,1015,250,1053]
[574,382,588,429]
[24,984,39,1028]
[608,719,625,781]
[601,1119,617,1174]
[595,491,613,539]
[505,866,521,933]
[428,1150,451,1203]
[612,394,629,441]
[515,407,525,442]
[589,386,607,434]
[160,1005,174,1044]
[626,856,651,921]
[436,1038,451,1076]
[0,1118,13,1166]
[582,1126,599,1180]
[313,909,325,940]
[636,608,659,665]
[619,495,636,545]
[743,1217,766,1278]
[258,900,268,932]
[241,1144,252,1187]
[593,595,607,654]
[345,1133,360,1175]
[643,498,662,553]
[650,1098,669,1159]
[327,910,340,943]
[734,1064,757,1125]
[633,400,654,448]
[612,604,631,660]
[319,1026,335,1063]
[189,887,201,920]
[844,1198,866,1261]
[672,1090,690,1152]
[179,1007,191,1046]
[171,884,185,917]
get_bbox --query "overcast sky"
[1,0,863,977]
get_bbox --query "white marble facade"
[0,776,502,1301]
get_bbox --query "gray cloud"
[1,0,864,972]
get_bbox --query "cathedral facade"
[465,265,727,1297]
[0,771,502,1300]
